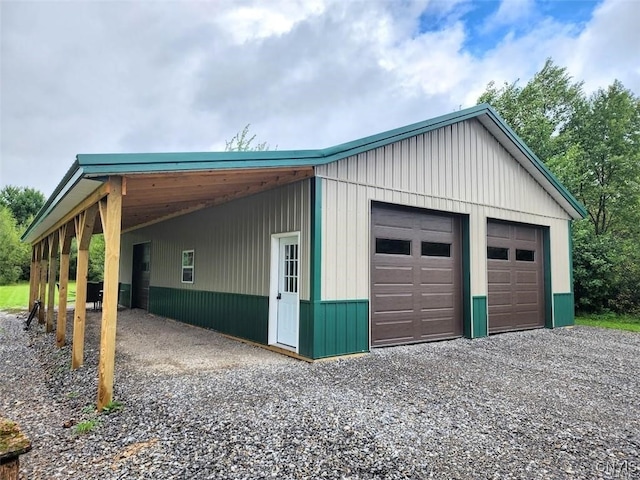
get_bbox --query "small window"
[182,250,194,283]
[487,246,509,260]
[376,238,411,255]
[516,249,535,262]
[422,242,451,257]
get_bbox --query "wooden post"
[38,241,48,324]
[28,247,38,311]
[56,224,73,348]
[46,234,59,333]
[71,205,98,369]
[97,177,122,410]
[0,418,32,480]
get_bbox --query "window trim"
[181,249,194,284]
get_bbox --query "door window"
[283,243,298,293]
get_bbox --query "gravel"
[1,308,639,479]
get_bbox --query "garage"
[487,220,545,334]
[371,203,463,346]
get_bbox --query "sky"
[1,0,639,197]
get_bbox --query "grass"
[102,400,123,414]
[576,313,640,333]
[0,281,76,311]
[75,419,99,435]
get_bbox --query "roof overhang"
[22,104,586,244]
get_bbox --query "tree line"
[0,186,104,285]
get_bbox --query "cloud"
[0,0,638,197]
[482,0,537,31]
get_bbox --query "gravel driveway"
[1,309,639,479]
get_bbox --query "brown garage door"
[487,220,545,334]
[371,203,463,346]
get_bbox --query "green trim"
[568,221,574,292]
[461,215,472,338]
[118,283,131,308]
[20,163,83,242]
[300,176,324,358]
[299,300,313,357]
[543,227,553,328]
[311,177,322,303]
[23,104,586,242]
[472,296,488,338]
[312,300,369,359]
[553,293,575,327]
[148,286,268,344]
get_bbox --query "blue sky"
[419,0,602,55]
[1,0,638,196]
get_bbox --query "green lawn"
[0,282,76,311]
[576,313,640,333]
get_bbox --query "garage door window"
[376,238,411,255]
[487,246,509,260]
[422,242,451,257]
[516,249,535,262]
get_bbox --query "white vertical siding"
[119,179,311,300]
[317,118,573,300]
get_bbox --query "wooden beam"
[38,240,48,324]
[28,247,38,311]
[46,233,59,333]
[71,204,98,370]
[97,177,123,410]
[56,224,73,347]
[31,183,110,246]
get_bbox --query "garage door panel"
[515,291,539,306]
[420,292,454,309]
[420,267,453,285]
[515,225,537,242]
[372,265,414,284]
[418,215,453,233]
[371,318,415,346]
[420,317,460,339]
[373,292,414,313]
[487,220,545,334]
[371,204,463,346]
[516,270,538,284]
[488,291,512,307]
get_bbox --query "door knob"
[276,293,282,300]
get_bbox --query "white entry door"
[276,236,299,348]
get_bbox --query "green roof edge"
[21,160,83,242]
[22,103,586,242]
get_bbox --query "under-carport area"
[2,310,639,479]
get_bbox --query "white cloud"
[0,0,638,197]
[482,0,536,31]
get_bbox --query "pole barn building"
[22,104,586,407]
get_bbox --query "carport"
[22,162,313,409]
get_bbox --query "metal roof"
[22,103,587,243]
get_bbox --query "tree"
[0,206,30,285]
[225,124,272,151]
[0,186,45,227]
[478,58,584,162]
[549,81,640,236]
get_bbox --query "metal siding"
[123,180,310,300]
[317,119,572,301]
